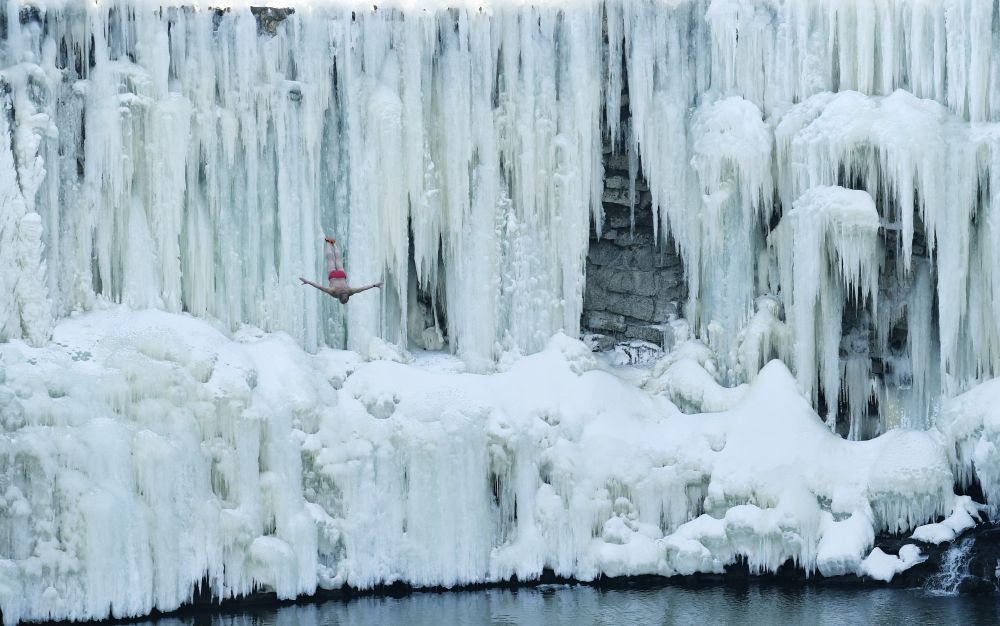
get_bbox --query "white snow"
[859,545,926,583]
[935,378,1000,507]
[0,308,972,624]
[815,512,874,577]
[643,340,747,413]
[910,496,983,545]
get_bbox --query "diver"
[300,236,382,304]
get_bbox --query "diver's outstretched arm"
[348,281,383,297]
[300,277,337,298]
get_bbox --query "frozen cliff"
[4,0,1000,622]
[3,0,1000,424]
[0,308,990,624]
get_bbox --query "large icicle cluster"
[2,0,605,369]
[771,186,880,437]
[3,0,1000,423]
[0,60,52,347]
[0,309,963,624]
[688,96,772,371]
[4,0,1000,427]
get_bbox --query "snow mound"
[910,496,984,545]
[0,309,983,624]
[936,378,1000,508]
[859,545,926,583]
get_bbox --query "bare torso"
[327,278,352,303]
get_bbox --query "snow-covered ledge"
[0,308,986,624]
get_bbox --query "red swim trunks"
[328,269,348,280]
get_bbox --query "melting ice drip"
[925,536,975,595]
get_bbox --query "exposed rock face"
[252,6,295,36]
[582,152,686,346]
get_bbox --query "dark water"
[132,584,1000,626]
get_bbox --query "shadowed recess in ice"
[5,0,1000,623]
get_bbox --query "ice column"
[689,96,772,374]
[0,62,53,346]
[772,186,880,430]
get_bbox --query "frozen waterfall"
[4,0,1000,422]
[5,0,1000,623]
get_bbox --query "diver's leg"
[334,242,345,272]
[325,241,337,275]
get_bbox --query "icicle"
[689,96,772,375]
[0,72,52,346]
[704,0,998,123]
[621,0,710,329]
[771,186,880,423]
[734,295,790,385]
[841,333,874,441]
[903,262,940,428]
[604,0,624,151]
[627,125,637,237]
[3,0,1000,426]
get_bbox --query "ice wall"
[9,2,1000,622]
[0,0,1000,436]
[5,0,1000,429]
[0,310,963,624]
[1,0,606,372]
[2,0,1000,423]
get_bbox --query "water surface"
[131,583,1000,626]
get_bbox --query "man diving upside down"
[300,236,382,304]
